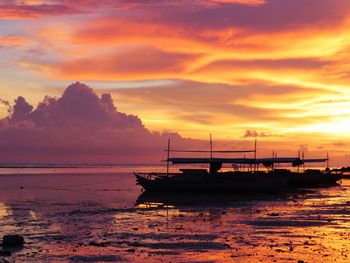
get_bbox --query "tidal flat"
[0,168,349,262]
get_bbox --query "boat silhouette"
[135,138,341,194]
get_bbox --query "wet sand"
[0,169,349,262]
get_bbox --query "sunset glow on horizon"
[1,0,350,164]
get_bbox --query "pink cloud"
[0,36,25,48]
[0,82,202,163]
[243,130,272,138]
[0,0,263,19]
[117,0,350,33]
[10,96,33,122]
[0,2,83,19]
[49,46,201,80]
[199,0,265,7]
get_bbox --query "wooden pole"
[166,138,170,176]
[302,151,305,172]
[254,139,257,172]
[327,152,329,168]
[297,150,300,173]
[210,133,213,159]
[243,154,246,171]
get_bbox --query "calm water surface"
[0,167,349,262]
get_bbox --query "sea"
[0,164,349,262]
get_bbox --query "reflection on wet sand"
[0,172,349,262]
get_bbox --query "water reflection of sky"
[0,170,349,262]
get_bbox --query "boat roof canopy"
[167,157,328,166]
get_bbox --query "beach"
[0,167,349,262]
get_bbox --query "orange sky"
[1,0,350,164]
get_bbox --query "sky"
[1,0,350,165]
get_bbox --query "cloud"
[0,98,10,107]
[243,130,272,138]
[101,79,331,140]
[27,82,145,130]
[0,2,83,19]
[54,0,350,88]
[146,0,350,32]
[10,96,33,122]
[0,82,201,163]
[115,0,267,8]
[108,79,311,118]
[47,46,201,80]
[202,0,265,6]
[0,0,265,19]
[194,58,330,73]
[10,0,350,93]
[0,98,11,116]
[0,36,25,48]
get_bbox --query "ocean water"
[0,166,349,262]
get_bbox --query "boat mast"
[254,139,257,172]
[327,152,329,169]
[166,138,171,176]
[302,151,305,172]
[210,133,213,159]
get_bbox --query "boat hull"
[287,172,342,187]
[135,172,289,194]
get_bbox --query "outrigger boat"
[135,138,341,194]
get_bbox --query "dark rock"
[297,260,304,263]
[127,248,135,252]
[268,213,279,216]
[0,250,11,256]
[88,241,106,247]
[2,235,24,247]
